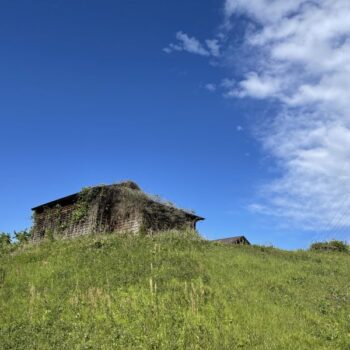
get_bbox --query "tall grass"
[0,231,349,349]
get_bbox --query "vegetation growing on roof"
[32,181,201,241]
[310,240,349,252]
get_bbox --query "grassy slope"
[0,232,349,350]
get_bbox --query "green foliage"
[310,240,349,252]
[0,267,5,287]
[70,202,89,223]
[0,232,11,248]
[0,232,350,349]
[14,230,31,245]
[71,188,90,223]
[138,224,148,236]
[45,229,55,242]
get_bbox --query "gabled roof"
[31,183,205,221]
[213,236,250,245]
[32,193,78,211]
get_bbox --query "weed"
[0,232,349,349]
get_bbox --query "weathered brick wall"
[32,204,142,241]
[31,183,202,241]
[32,203,98,241]
[97,207,142,234]
[142,201,197,233]
[113,216,142,233]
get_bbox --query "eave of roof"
[31,193,78,211]
[31,188,205,220]
[213,236,250,244]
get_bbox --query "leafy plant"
[45,229,55,242]
[310,240,349,252]
[71,188,90,223]
[14,230,31,244]
[0,268,5,287]
[0,233,11,248]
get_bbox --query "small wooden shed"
[31,181,204,241]
[213,236,250,245]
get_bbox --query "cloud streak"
[166,0,350,232]
[223,0,350,231]
[164,32,221,57]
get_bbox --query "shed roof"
[32,193,78,211]
[213,236,250,245]
[31,184,204,221]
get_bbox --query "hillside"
[0,232,349,349]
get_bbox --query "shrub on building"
[310,240,349,252]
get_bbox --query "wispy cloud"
[205,39,221,57]
[223,0,350,230]
[164,32,221,57]
[166,0,350,231]
[204,83,217,92]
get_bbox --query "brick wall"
[32,203,98,241]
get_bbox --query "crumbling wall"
[142,200,196,233]
[32,181,200,241]
[92,183,144,234]
[95,184,197,234]
[32,200,99,241]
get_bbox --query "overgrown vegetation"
[32,182,200,240]
[13,230,32,245]
[0,233,11,248]
[1,230,31,248]
[71,188,91,223]
[1,231,350,349]
[310,240,349,252]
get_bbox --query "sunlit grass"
[0,231,349,349]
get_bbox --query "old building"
[31,181,204,241]
[213,236,250,245]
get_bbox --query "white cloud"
[229,72,282,99]
[205,39,221,57]
[204,83,217,92]
[221,78,235,89]
[224,0,309,24]
[164,31,210,56]
[222,0,350,230]
[165,0,350,231]
[164,32,222,58]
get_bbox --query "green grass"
[0,231,350,349]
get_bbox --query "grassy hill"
[0,231,349,349]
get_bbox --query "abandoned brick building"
[31,181,204,241]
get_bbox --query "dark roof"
[213,236,250,245]
[31,184,205,221]
[31,193,78,211]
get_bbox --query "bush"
[310,240,349,252]
[14,230,31,245]
[0,233,11,248]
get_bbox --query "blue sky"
[1,0,350,249]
